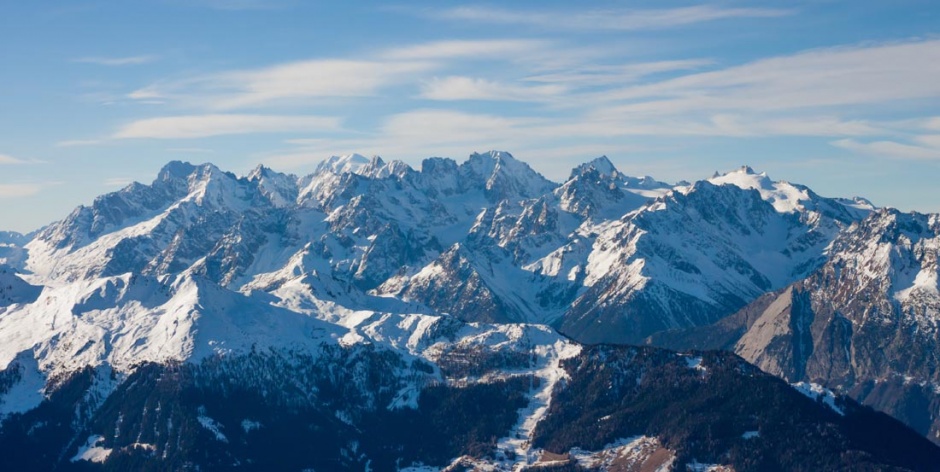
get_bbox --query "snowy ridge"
[0,152,884,418]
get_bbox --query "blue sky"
[1,0,939,232]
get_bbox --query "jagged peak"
[623,175,671,190]
[246,163,277,181]
[315,153,370,175]
[368,155,385,168]
[157,160,198,182]
[834,196,877,213]
[469,150,517,164]
[712,164,768,180]
[420,156,459,174]
[156,161,231,187]
[708,165,778,193]
[570,155,618,179]
[464,150,512,178]
[358,155,415,179]
[466,150,556,184]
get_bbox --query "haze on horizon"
[1,0,939,233]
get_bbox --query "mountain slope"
[651,208,940,443]
[6,151,934,468]
[558,169,866,343]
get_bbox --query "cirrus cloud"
[422,5,793,31]
[113,114,340,139]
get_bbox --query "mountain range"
[0,150,937,471]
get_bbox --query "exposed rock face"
[558,178,859,344]
[652,209,940,443]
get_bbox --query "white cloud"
[73,55,157,66]
[0,153,28,165]
[113,114,340,139]
[56,139,104,147]
[0,182,61,198]
[426,5,792,31]
[922,118,940,131]
[383,39,549,61]
[126,39,570,110]
[524,60,714,86]
[914,135,940,148]
[420,77,566,102]
[591,40,940,115]
[832,138,940,160]
[129,59,433,109]
[701,115,885,137]
[379,109,539,146]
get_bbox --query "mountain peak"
[709,165,774,190]
[570,156,618,179]
[315,153,370,175]
[359,155,414,179]
[469,150,516,163]
[463,151,557,201]
[465,150,518,176]
[157,160,198,183]
[247,163,278,181]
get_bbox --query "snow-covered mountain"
[649,207,940,444]
[6,150,937,469]
[732,209,940,440]
[4,151,879,378]
[557,165,869,343]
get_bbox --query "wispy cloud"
[129,59,434,109]
[127,39,567,110]
[420,77,566,102]
[832,138,940,160]
[0,153,29,165]
[0,153,46,165]
[73,55,157,66]
[423,5,793,31]
[56,139,104,148]
[117,33,940,166]
[0,182,61,198]
[383,39,550,60]
[113,114,340,139]
[589,40,940,116]
[524,60,714,86]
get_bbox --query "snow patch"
[241,419,262,433]
[684,356,707,373]
[0,352,46,417]
[792,382,845,416]
[71,435,112,463]
[197,406,229,442]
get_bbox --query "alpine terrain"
[0,151,937,471]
